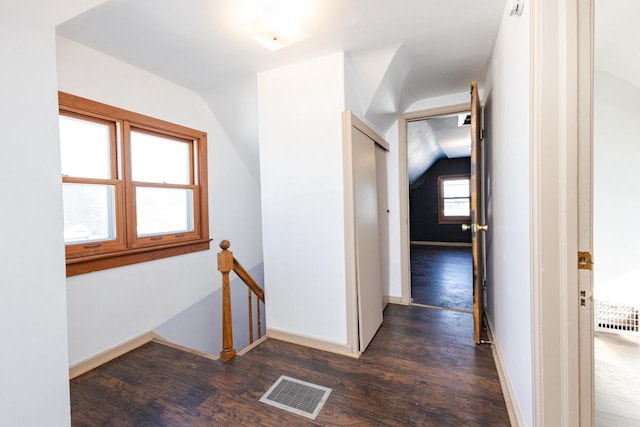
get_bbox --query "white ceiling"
[57,0,506,180]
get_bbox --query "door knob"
[461,224,489,232]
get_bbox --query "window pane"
[59,115,112,179]
[63,183,116,244]
[136,187,194,236]
[443,179,469,198]
[131,131,190,184]
[444,199,470,217]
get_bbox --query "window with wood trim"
[59,92,210,276]
[437,174,471,224]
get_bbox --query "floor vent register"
[259,375,332,420]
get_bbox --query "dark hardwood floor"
[410,245,473,311]
[71,304,509,426]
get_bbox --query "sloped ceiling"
[57,0,506,182]
[407,113,471,186]
[595,0,640,89]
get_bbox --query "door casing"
[398,103,471,305]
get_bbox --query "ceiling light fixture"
[244,2,309,51]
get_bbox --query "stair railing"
[217,240,265,361]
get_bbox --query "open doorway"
[406,110,473,312]
[593,0,640,424]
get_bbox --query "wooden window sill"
[437,218,470,225]
[66,238,212,277]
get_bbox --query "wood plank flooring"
[70,304,510,426]
[411,245,473,311]
[595,331,640,426]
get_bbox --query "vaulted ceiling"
[57,0,507,181]
[595,0,640,88]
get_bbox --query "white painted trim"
[410,302,472,315]
[410,241,472,248]
[150,333,219,361]
[385,296,407,305]
[401,104,472,122]
[576,0,595,424]
[342,110,360,354]
[487,319,525,427]
[69,331,155,379]
[398,103,472,305]
[267,327,360,358]
[349,112,390,151]
[530,0,582,425]
[237,335,269,356]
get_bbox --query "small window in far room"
[437,174,471,224]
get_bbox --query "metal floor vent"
[259,375,332,420]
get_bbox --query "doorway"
[593,0,640,424]
[402,108,473,313]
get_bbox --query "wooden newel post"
[218,240,236,360]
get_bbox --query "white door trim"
[398,103,471,304]
[577,0,595,424]
[530,0,591,425]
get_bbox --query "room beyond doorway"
[405,109,474,314]
[410,245,472,312]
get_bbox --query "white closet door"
[352,128,383,351]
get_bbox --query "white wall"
[404,92,471,113]
[593,70,640,302]
[0,2,104,425]
[57,37,263,365]
[258,53,349,345]
[482,3,532,426]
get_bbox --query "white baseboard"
[237,335,269,356]
[385,296,407,305]
[486,320,525,427]
[69,331,155,379]
[151,333,219,361]
[69,332,224,380]
[410,241,472,247]
[267,328,360,358]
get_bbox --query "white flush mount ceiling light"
[244,1,309,51]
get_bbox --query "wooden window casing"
[59,92,210,276]
[437,174,471,224]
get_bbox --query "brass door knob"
[462,224,489,232]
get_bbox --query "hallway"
[70,304,509,426]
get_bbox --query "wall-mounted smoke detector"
[509,0,524,16]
